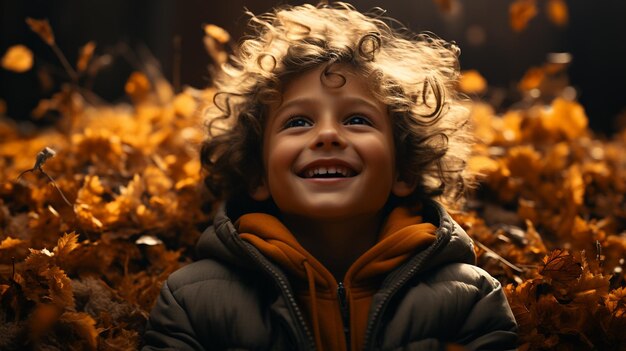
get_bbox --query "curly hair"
[201,2,474,209]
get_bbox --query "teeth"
[303,166,353,178]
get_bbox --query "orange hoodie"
[238,207,437,351]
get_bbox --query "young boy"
[143,3,517,350]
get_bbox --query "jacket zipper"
[362,205,453,350]
[337,282,351,351]
[238,239,317,351]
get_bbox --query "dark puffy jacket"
[143,199,518,350]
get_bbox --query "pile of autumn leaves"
[0,18,215,349]
[461,97,626,350]
[1,18,626,351]
[0,77,214,348]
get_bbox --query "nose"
[310,120,347,150]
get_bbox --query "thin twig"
[41,169,72,207]
[474,239,524,273]
[51,44,79,83]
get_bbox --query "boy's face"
[253,65,414,220]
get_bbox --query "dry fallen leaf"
[76,41,96,73]
[433,0,456,13]
[518,66,544,91]
[546,0,568,27]
[0,237,26,250]
[540,249,582,285]
[459,70,487,94]
[1,45,34,73]
[203,24,230,44]
[125,71,152,102]
[509,0,538,32]
[25,18,55,46]
[59,311,99,350]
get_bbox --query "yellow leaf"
[203,24,230,44]
[1,45,34,73]
[545,98,588,140]
[53,232,80,257]
[506,145,542,180]
[606,287,626,316]
[125,71,151,102]
[469,103,495,144]
[25,18,55,46]
[76,41,96,73]
[546,0,568,27]
[509,0,537,32]
[518,66,544,91]
[459,70,487,94]
[542,142,570,174]
[564,164,584,206]
[0,236,25,250]
[173,92,197,117]
[570,216,605,245]
[468,155,499,175]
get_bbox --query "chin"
[287,202,381,220]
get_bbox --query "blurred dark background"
[2,0,625,135]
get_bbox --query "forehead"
[271,64,386,114]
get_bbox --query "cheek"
[359,136,396,172]
[265,139,298,185]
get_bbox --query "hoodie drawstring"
[303,260,323,351]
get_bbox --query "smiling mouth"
[298,165,358,179]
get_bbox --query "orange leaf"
[518,66,544,91]
[25,18,55,46]
[546,0,568,27]
[606,287,626,317]
[544,98,588,140]
[1,45,34,73]
[76,41,96,73]
[173,91,197,117]
[203,24,230,44]
[509,0,538,32]
[459,70,487,94]
[29,303,63,337]
[563,165,585,206]
[504,280,537,334]
[433,0,456,13]
[59,311,99,350]
[540,249,582,283]
[44,266,74,308]
[0,236,25,250]
[53,232,80,258]
[125,71,151,102]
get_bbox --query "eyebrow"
[273,96,385,116]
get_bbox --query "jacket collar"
[195,198,476,272]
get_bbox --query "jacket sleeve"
[453,266,518,351]
[142,280,205,351]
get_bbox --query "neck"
[282,212,383,282]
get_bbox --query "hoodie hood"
[196,198,476,271]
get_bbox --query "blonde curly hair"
[201,2,473,208]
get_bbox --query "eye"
[283,116,312,129]
[344,115,372,126]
